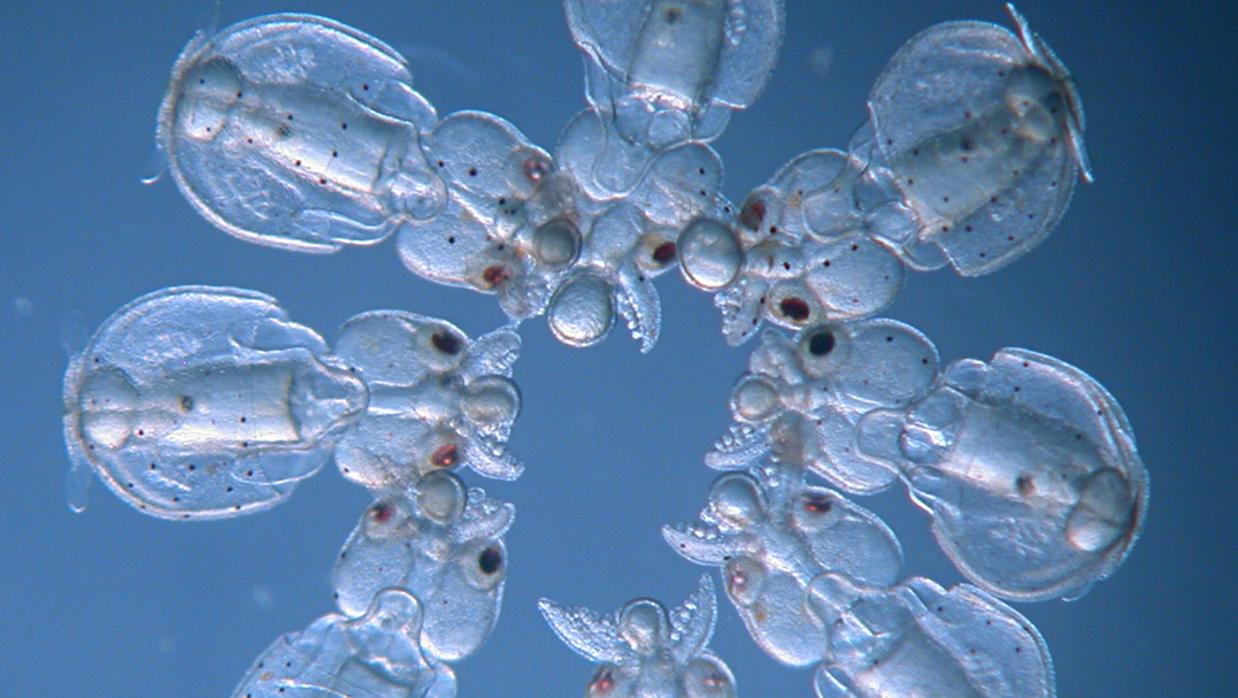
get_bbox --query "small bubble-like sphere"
[416,470,468,524]
[535,218,585,267]
[709,473,764,527]
[619,600,669,655]
[549,273,617,348]
[678,217,743,291]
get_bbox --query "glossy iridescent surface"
[12,0,1218,696]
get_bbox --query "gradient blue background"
[2,1,1231,695]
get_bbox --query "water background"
[1,1,1231,695]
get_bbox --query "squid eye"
[369,501,394,523]
[801,492,833,514]
[636,233,677,271]
[429,442,458,468]
[478,545,503,576]
[723,556,766,607]
[410,320,469,372]
[431,330,462,355]
[361,497,410,537]
[522,154,550,183]
[462,540,507,590]
[778,296,810,322]
[588,666,617,695]
[797,324,849,378]
[652,241,676,264]
[739,196,767,231]
[684,656,735,697]
[806,329,835,356]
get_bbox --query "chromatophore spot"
[231,588,457,698]
[62,286,366,520]
[857,348,1147,601]
[539,575,736,697]
[331,310,524,489]
[547,270,619,349]
[709,320,940,495]
[808,574,1055,698]
[664,462,903,666]
[159,14,445,253]
[332,471,514,662]
[855,4,1091,276]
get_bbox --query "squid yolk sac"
[731,377,780,423]
[532,218,582,267]
[482,264,511,289]
[416,470,465,522]
[709,474,763,527]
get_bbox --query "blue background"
[1,1,1231,695]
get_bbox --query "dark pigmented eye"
[652,241,677,265]
[808,330,835,356]
[522,155,549,183]
[802,493,833,514]
[589,666,616,694]
[779,297,810,322]
[482,264,510,288]
[430,443,458,468]
[369,501,393,524]
[478,545,503,575]
[431,330,462,355]
[739,197,766,230]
